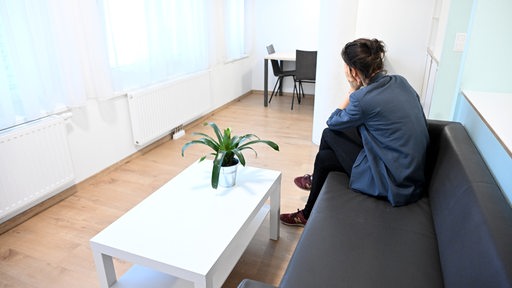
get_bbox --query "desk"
[90,160,281,288]
[462,90,512,157]
[264,52,296,106]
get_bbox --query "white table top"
[462,90,512,157]
[90,160,281,278]
[264,51,296,61]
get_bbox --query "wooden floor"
[0,92,319,288]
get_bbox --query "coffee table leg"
[92,252,117,288]
[269,179,281,240]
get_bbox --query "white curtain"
[102,0,209,92]
[0,0,113,130]
[0,0,240,130]
[224,0,246,61]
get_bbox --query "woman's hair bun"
[369,38,385,58]
[341,38,386,80]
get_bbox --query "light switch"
[453,33,466,52]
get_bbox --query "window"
[224,0,246,61]
[0,1,242,130]
[101,0,209,92]
[0,1,94,130]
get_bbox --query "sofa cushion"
[280,172,444,288]
[428,122,512,288]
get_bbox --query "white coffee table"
[90,160,281,288]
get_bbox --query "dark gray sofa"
[239,120,512,288]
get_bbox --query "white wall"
[312,0,358,143]
[428,0,474,120]
[251,0,320,94]
[310,0,435,143]
[66,4,255,183]
[459,0,512,93]
[67,0,436,184]
[453,0,512,203]
[354,0,434,93]
[68,59,255,183]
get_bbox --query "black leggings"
[303,127,363,219]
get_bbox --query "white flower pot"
[219,163,238,187]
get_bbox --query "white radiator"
[127,72,211,146]
[0,115,75,222]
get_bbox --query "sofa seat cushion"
[280,172,444,288]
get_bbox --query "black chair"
[293,50,317,109]
[266,44,296,105]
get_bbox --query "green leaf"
[233,149,246,166]
[238,139,279,151]
[191,132,218,143]
[221,128,231,150]
[211,150,227,189]
[181,122,279,188]
[205,122,224,144]
[181,138,220,157]
[211,163,220,189]
[181,140,206,156]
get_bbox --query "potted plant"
[181,122,279,189]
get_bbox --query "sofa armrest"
[237,279,277,288]
[428,122,512,287]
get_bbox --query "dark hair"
[341,38,386,80]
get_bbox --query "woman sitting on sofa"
[280,38,429,227]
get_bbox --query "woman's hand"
[344,65,362,91]
[339,64,363,109]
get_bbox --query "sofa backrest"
[425,120,447,186]
[427,120,512,288]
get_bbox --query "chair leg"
[291,79,298,110]
[297,83,302,106]
[297,81,303,104]
[269,77,282,103]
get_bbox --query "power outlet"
[170,125,185,140]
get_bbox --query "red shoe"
[294,174,312,190]
[280,209,307,227]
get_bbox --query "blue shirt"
[326,73,429,206]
